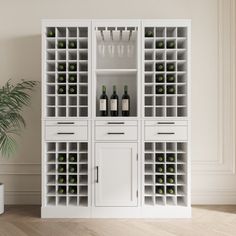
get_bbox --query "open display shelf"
[45,27,89,117]
[45,141,88,207]
[144,27,188,117]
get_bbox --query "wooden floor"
[0,206,236,236]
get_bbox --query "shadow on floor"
[193,205,236,214]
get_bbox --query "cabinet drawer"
[145,120,187,126]
[45,126,87,141]
[95,126,138,141]
[95,120,137,126]
[45,120,87,126]
[145,126,187,141]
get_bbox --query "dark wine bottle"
[99,85,108,116]
[167,40,175,49]
[156,187,164,195]
[58,186,66,194]
[167,186,175,195]
[166,74,175,83]
[58,74,66,83]
[47,29,55,37]
[110,85,119,116]
[58,85,66,94]
[156,176,164,184]
[145,29,154,37]
[58,63,66,71]
[69,175,77,184]
[167,165,175,173]
[68,74,77,83]
[69,153,77,162]
[156,154,164,162]
[68,41,77,49]
[58,164,66,173]
[69,186,77,194]
[68,85,77,94]
[69,164,77,173]
[167,85,175,94]
[58,175,66,184]
[58,153,66,162]
[167,63,175,71]
[156,74,165,83]
[58,40,66,49]
[122,85,130,116]
[156,40,165,49]
[167,154,175,162]
[167,176,175,184]
[156,63,165,71]
[69,63,77,71]
[156,164,164,173]
[156,85,165,94]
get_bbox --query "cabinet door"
[95,143,137,207]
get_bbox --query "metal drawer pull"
[96,166,99,183]
[57,122,75,124]
[157,122,175,125]
[157,132,175,135]
[107,132,125,135]
[107,122,125,125]
[57,132,75,135]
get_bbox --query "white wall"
[0,0,235,204]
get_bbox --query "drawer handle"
[96,166,99,183]
[57,122,75,125]
[157,122,175,125]
[157,132,175,135]
[107,122,125,125]
[57,132,75,135]
[107,132,125,135]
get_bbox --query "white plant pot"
[0,183,4,214]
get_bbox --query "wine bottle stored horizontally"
[58,164,66,173]
[167,40,175,49]
[69,175,77,184]
[99,85,108,116]
[47,30,55,37]
[58,175,66,184]
[68,85,77,94]
[122,85,130,116]
[167,176,175,184]
[69,186,77,194]
[68,74,77,83]
[110,85,119,116]
[156,85,165,94]
[69,153,77,162]
[58,74,66,83]
[58,63,66,71]
[167,165,175,173]
[156,74,165,83]
[155,154,164,162]
[167,186,175,195]
[58,85,66,94]
[58,153,66,162]
[156,186,164,195]
[69,164,77,173]
[156,164,164,173]
[145,29,154,37]
[156,40,165,49]
[167,85,175,94]
[166,154,175,162]
[58,40,66,49]
[156,63,165,71]
[58,186,66,194]
[167,63,175,71]
[68,41,77,49]
[69,63,77,71]
[166,74,175,83]
[156,176,164,184]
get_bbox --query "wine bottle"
[58,63,66,71]
[167,85,175,94]
[69,63,77,71]
[99,85,108,116]
[167,154,175,162]
[156,176,164,184]
[58,175,66,184]
[69,153,77,162]
[58,40,66,49]
[58,85,66,94]
[69,175,77,184]
[156,187,164,195]
[58,74,66,83]
[156,63,165,71]
[167,40,175,49]
[156,74,165,83]
[68,41,77,49]
[122,85,130,116]
[167,165,175,173]
[110,85,119,116]
[166,74,175,83]
[156,154,164,162]
[156,40,165,49]
[68,85,77,94]
[58,186,66,194]
[58,153,66,162]
[156,85,165,94]
[58,164,66,173]
[167,63,175,71]
[156,165,164,173]
[69,164,77,173]
[69,186,77,194]
[167,177,175,184]
[47,30,55,37]
[68,74,77,83]
[145,29,153,37]
[167,187,175,195]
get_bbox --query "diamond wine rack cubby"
[42,20,191,218]
[144,26,188,117]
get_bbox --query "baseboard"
[5,191,40,205]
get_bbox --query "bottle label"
[110,99,117,111]
[122,99,129,111]
[99,99,106,111]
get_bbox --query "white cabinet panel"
[95,143,137,206]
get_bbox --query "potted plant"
[0,80,37,214]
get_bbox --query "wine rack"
[144,27,188,117]
[45,27,89,117]
[45,141,88,207]
[144,141,187,206]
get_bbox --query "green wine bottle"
[156,154,164,162]
[69,176,77,184]
[156,85,165,94]
[167,177,175,184]
[166,74,175,83]
[58,153,66,162]
[156,40,165,49]
[167,41,175,49]
[58,85,66,94]
[68,85,77,94]
[58,74,66,83]
[167,166,175,173]
[156,165,164,173]
[58,40,66,49]
[58,186,66,194]
[69,164,77,173]
[156,176,164,184]
[69,41,77,49]
[47,30,55,37]
[58,164,66,173]
[58,63,66,71]
[156,63,165,71]
[167,154,175,162]
[156,187,164,195]
[145,29,154,37]
[68,74,77,83]
[167,63,175,71]
[167,187,175,195]
[69,153,77,162]
[58,175,66,184]
[69,63,77,71]
[167,85,175,94]
[69,186,77,194]
[156,74,165,83]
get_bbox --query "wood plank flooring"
[0,205,236,236]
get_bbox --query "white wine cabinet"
[42,20,191,218]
